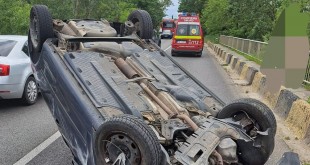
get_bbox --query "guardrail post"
[247,41,252,54]
[257,43,261,57]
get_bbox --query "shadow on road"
[0,94,42,109]
[172,53,203,58]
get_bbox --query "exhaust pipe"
[115,58,199,131]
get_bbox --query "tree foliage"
[0,0,171,35]
[0,0,31,35]
[178,0,207,15]
[180,0,309,42]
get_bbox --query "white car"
[161,29,173,39]
[0,35,38,105]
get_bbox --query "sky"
[165,0,179,19]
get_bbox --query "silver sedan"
[0,35,38,105]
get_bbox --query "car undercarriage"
[29,5,277,165]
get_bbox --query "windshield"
[176,24,200,36]
[0,39,17,57]
[163,30,171,33]
[163,21,175,28]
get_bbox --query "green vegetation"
[179,0,310,42]
[204,35,220,44]
[224,46,263,65]
[304,84,310,91]
[0,0,171,35]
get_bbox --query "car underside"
[29,5,277,165]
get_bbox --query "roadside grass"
[222,46,263,65]
[204,34,220,44]
[204,36,262,65]
[304,83,310,91]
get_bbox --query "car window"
[163,22,175,28]
[189,25,200,36]
[176,24,200,36]
[22,41,29,56]
[0,39,17,57]
[176,24,188,35]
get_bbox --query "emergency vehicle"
[160,18,176,33]
[171,13,204,57]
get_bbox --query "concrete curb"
[274,88,300,119]
[205,42,310,141]
[244,66,258,85]
[285,100,310,140]
[251,72,267,93]
[230,57,239,69]
[237,61,246,75]
[225,53,233,64]
[221,51,227,61]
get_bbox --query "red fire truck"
[161,18,176,33]
[171,13,204,57]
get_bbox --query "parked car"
[161,29,173,39]
[0,35,38,105]
[29,5,276,165]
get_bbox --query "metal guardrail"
[219,35,310,83]
[219,35,267,59]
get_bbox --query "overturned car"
[29,5,277,165]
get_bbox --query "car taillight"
[0,64,10,76]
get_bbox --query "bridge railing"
[219,35,310,84]
[219,35,267,59]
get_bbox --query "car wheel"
[94,115,162,165]
[196,52,202,57]
[29,5,54,64]
[217,98,276,165]
[128,10,153,39]
[171,50,177,56]
[22,77,38,105]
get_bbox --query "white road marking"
[13,131,61,165]
[164,46,171,52]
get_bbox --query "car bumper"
[171,48,203,54]
[0,83,24,99]
[161,35,172,38]
[171,44,203,53]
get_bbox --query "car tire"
[22,77,38,105]
[171,50,177,56]
[128,10,153,39]
[94,115,162,165]
[217,98,276,165]
[196,52,202,57]
[29,5,54,64]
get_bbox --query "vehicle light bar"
[179,12,197,16]
[0,64,10,76]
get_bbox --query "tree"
[0,0,31,35]
[178,0,207,15]
[201,0,230,35]
[0,0,171,35]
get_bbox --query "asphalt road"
[0,39,290,165]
